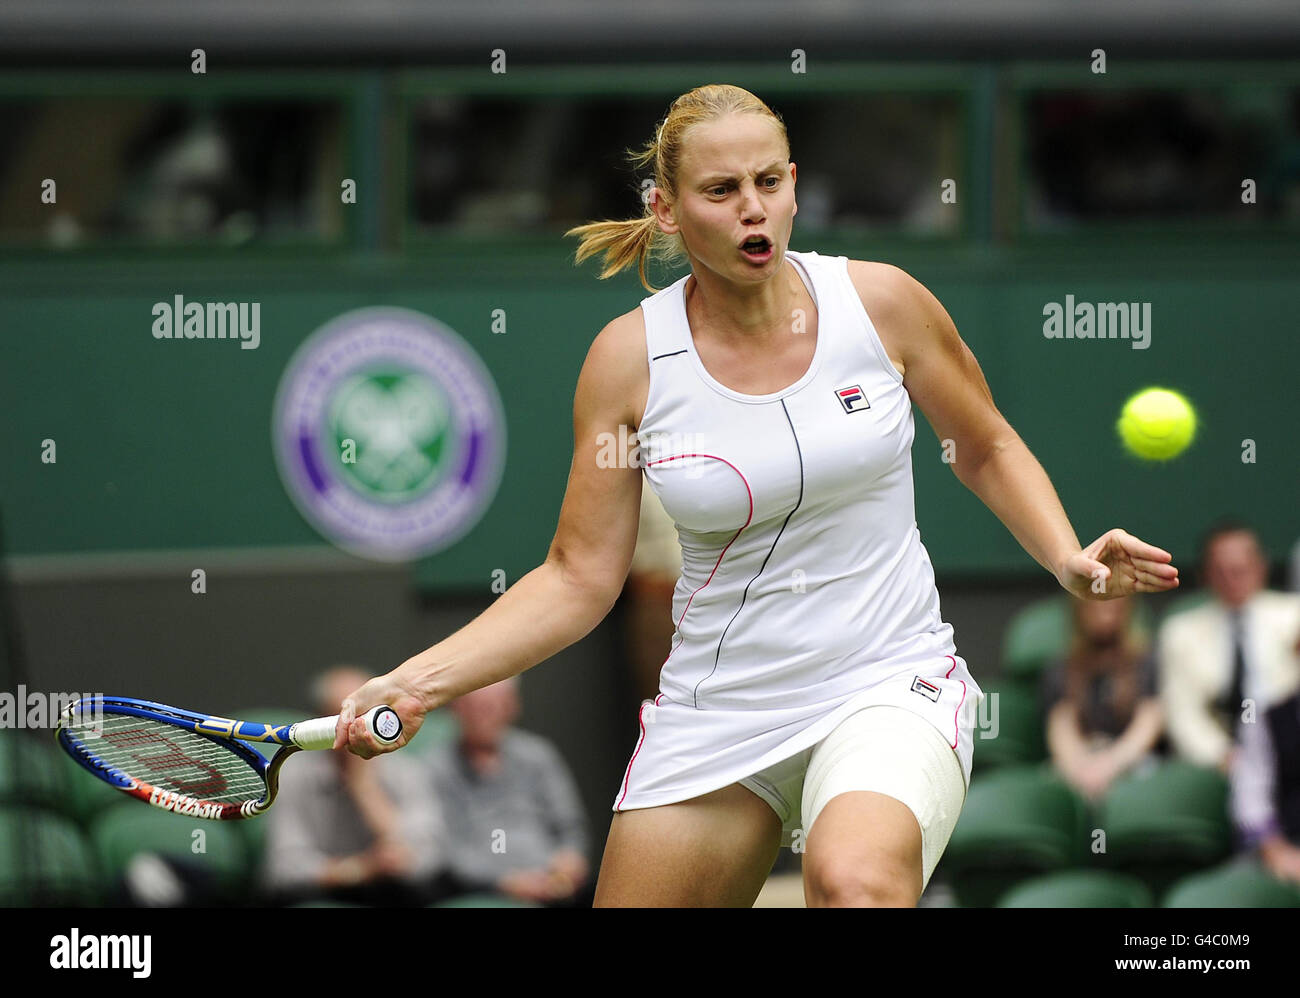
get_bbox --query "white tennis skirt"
[614,655,983,890]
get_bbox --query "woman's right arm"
[336,313,648,756]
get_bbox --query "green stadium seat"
[997,869,1154,907]
[970,679,1046,772]
[1001,597,1072,682]
[940,763,1089,907]
[430,892,542,907]
[55,740,129,826]
[1095,759,1232,899]
[1163,856,1300,907]
[90,801,251,902]
[238,819,269,880]
[286,899,367,907]
[0,805,101,906]
[1001,594,1154,682]
[1156,590,1213,622]
[0,729,68,814]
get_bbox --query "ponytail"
[565,83,788,294]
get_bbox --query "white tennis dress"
[613,249,985,829]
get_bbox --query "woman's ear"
[652,189,680,236]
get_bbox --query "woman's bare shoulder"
[844,259,927,316]
[844,259,919,379]
[580,306,650,428]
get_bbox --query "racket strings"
[69,713,267,804]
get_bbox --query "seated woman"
[1041,596,1165,802]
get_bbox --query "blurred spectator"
[624,483,681,703]
[427,677,592,906]
[261,666,453,906]
[1026,91,1266,226]
[117,109,242,241]
[1230,688,1300,885]
[1158,520,1300,773]
[0,97,339,245]
[1042,595,1163,802]
[406,94,960,237]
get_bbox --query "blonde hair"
[564,84,789,293]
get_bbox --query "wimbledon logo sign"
[272,307,506,561]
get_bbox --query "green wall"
[2,236,1296,588]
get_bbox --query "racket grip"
[290,705,403,751]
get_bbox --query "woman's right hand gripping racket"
[55,696,403,820]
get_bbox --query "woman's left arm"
[853,262,1180,601]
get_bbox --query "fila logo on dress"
[911,676,941,702]
[836,385,871,413]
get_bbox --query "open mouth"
[740,236,772,258]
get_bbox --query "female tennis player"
[336,84,1180,907]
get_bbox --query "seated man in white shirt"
[1158,520,1300,773]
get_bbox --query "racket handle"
[289,704,404,751]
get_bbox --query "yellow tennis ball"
[1117,387,1197,460]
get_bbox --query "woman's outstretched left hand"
[1057,528,1180,600]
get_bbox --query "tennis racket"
[55,696,402,820]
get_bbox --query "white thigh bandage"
[802,704,967,891]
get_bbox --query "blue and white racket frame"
[56,695,402,820]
